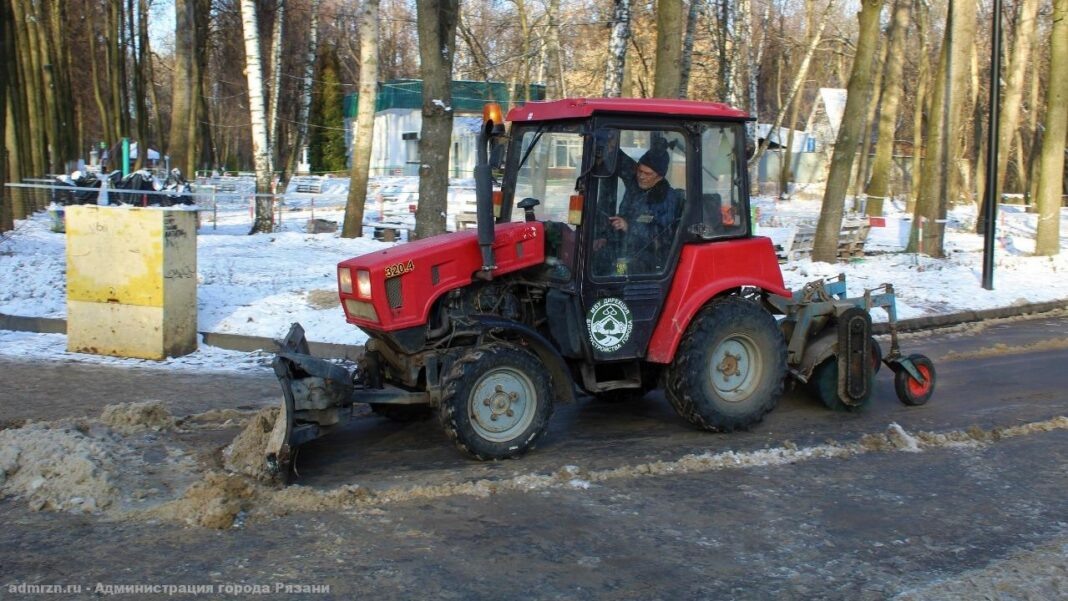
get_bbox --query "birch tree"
[545,0,566,98]
[865,0,912,215]
[812,0,883,263]
[604,0,631,97]
[343,0,380,239]
[287,0,320,178]
[241,0,274,234]
[1034,0,1067,256]
[414,0,459,239]
[268,0,285,174]
[678,0,699,97]
[653,0,683,98]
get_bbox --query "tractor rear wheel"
[665,296,787,432]
[439,343,554,460]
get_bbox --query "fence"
[2,175,479,238]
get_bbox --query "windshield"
[507,124,585,281]
[512,127,585,223]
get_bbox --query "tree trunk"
[908,0,929,213]
[88,14,108,152]
[604,0,631,97]
[977,0,1039,231]
[11,0,45,176]
[133,0,149,171]
[852,34,888,203]
[146,34,165,152]
[1034,0,1067,255]
[268,0,285,176]
[678,0,699,98]
[288,0,320,177]
[513,0,533,102]
[1,0,9,231]
[545,0,566,98]
[33,0,62,172]
[866,0,911,215]
[414,0,458,239]
[343,0,380,239]
[653,0,683,98]
[108,0,125,143]
[716,0,736,103]
[911,0,975,256]
[812,0,883,263]
[945,0,976,210]
[241,0,274,234]
[169,0,197,175]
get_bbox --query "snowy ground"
[1,177,1065,373]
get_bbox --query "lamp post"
[981,0,1003,290]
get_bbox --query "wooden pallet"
[777,217,870,262]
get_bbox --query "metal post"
[121,138,130,177]
[981,0,1002,290]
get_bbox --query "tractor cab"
[491,100,756,364]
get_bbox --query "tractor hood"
[337,222,545,332]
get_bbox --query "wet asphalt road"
[0,311,1067,599]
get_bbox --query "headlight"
[344,299,378,322]
[356,269,372,298]
[338,267,353,294]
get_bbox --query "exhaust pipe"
[475,103,504,277]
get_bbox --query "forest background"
[1,0,1065,259]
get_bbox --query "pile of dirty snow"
[0,422,119,512]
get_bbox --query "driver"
[596,146,682,274]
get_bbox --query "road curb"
[3,299,1065,360]
[871,299,1067,335]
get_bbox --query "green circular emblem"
[587,298,634,353]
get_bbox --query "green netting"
[344,79,546,117]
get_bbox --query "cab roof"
[504,98,751,123]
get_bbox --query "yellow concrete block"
[66,206,197,359]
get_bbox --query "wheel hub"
[482,385,517,421]
[717,352,741,378]
[708,335,762,403]
[469,368,536,441]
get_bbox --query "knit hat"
[638,148,669,177]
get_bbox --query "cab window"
[694,125,746,239]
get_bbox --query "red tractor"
[267,98,934,477]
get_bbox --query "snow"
[1,181,1065,373]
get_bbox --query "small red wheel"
[895,354,935,406]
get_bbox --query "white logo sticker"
[587,298,634,353]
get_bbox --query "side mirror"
[591,128,619,178]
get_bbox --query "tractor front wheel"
[666,296,787,432]
[439,344,554,460]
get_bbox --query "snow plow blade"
[266,323,432,484]
[266,324,354,482]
